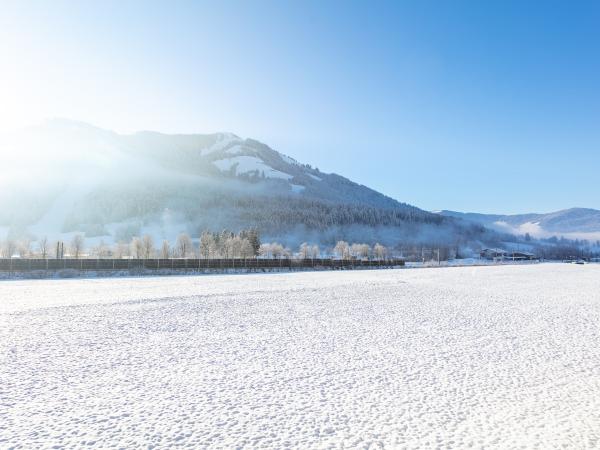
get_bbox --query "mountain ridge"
[438,208,600,241]
[0,120,517,250]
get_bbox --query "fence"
[0,258,405,273]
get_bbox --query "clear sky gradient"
[1,0,598,214]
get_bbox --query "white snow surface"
[199,133,242,156]
[213,155,294,180]
[2,264,600,448]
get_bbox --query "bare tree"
[142,235,154,259]
[130,237,144,259]
[70,234,85,259]
[92,240,111,258]
[38,236,49,259]
[17,239,31,258]
[176,233,193,258]
[1,239,17,259]
[113,241,130,259]
[55,241,65,259]
[160,240,170,259]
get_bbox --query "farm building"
[480,248,509,260]
[506,251,538,261]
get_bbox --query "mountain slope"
[0,119,496,248]
[439,209,600,241]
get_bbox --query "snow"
[290,183,305,193]
[199,132,241,156]
[213,155,294,180]
[307,173,322,181]
[493,220,600,242]
[2,264,600,448]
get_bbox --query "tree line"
[0,231,396,261]
[3,230,597,262]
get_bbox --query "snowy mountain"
[0,119,496,248]
[438,209,600,242]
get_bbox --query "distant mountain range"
[1,119,597,251]
[0,119,498,249]
[438,209,600,242]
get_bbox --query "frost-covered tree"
[225,235,243,259]
[299,242,310,259]
[259,243,272,258]
[373,243,387,260]
[271,243,285,259]
[311,245,320,259]
[217,230,233,258]
[334,241,350,260]
[357,243,371,259]
[240,239,254,258]
[199,231,215,259]
[258,242,284,258]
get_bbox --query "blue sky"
[1,0,599,213]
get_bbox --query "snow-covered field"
[1,264,600,448]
